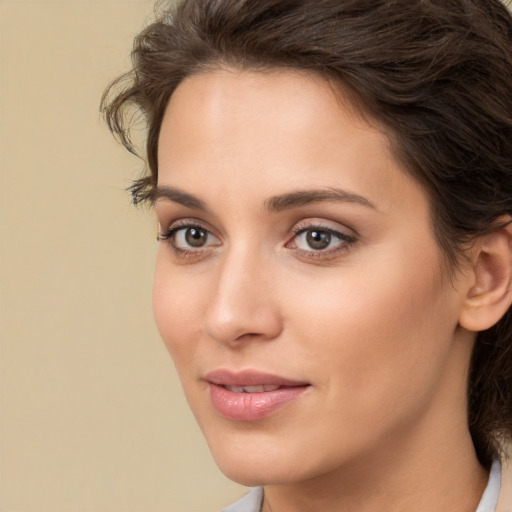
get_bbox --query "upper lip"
[205,369,310,387]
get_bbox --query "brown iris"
[306,230,331,250]
[185,227,208,247]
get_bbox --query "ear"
[459,217,512,332]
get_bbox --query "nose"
[204,250,283,346]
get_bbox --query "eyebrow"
[152,185,376,213]
[264,188,376,212]
[152,186,209,211]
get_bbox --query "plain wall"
[0,1,245,510]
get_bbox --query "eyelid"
[290,219,357,240]
[158,218,216,239]
[157,218,221,258]
[286,220,358,259]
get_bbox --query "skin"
[153,68,488,512]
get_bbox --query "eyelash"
[287,223,357,259]
[157,220,217,258]
[157,220,357,260]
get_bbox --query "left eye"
[293,228,351,252]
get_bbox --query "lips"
[224,384,280,393]
[205,369,310,421]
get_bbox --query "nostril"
[237,332,262,340]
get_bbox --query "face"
[153,69,472,486]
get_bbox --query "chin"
[218,464,271,487]
[214,454,300,487]
[199,426,287,485]
[205,435,278,485]
[202,425,333,487]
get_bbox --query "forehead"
[163,67,360,124]
[157,68,402,195]
[160,67,376,139]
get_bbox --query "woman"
[102,0,512,510]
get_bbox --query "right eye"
[174,226,210,248]
[158,223,221,253]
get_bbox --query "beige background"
[0,1,245,510]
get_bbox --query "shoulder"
[220,488,263,512]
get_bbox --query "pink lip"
[205,369,310,421]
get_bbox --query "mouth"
[205,369,311,421]
[222,384,281,393]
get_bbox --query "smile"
[205,370,310,421]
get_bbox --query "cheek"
[152,255,207,365]
[283,248,458,408]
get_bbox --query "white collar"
[476,459,501,512]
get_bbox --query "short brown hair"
[102,0,512,466]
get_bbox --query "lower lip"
[208,384,309,421]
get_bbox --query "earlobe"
[459,217,512,332]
